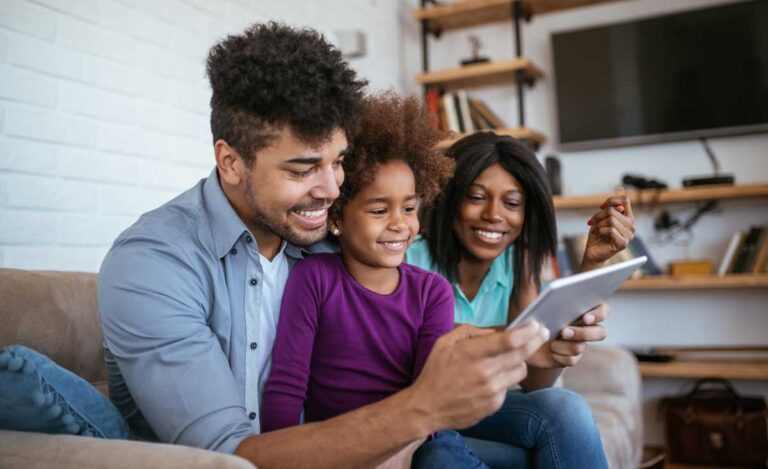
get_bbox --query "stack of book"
[717,226,768,276]
[425,88,506,133]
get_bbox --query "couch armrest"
[561,345,643,469]
[0,429,255,469]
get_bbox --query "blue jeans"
[413,387,609,468]
[413,430,487,468]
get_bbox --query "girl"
[408,131,636,468]
[261,95,545,467]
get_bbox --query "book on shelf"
[441,92,460,133]
[453,93,466,132]
[469,97,506,128]
[425,88,441,130]
[555,243,573,278]
[627,236,662,276]
[427,90,508,134]
[456,90,474,133]
[719,226,767,275]
[732,226,764,273]
[753,229,768,273]
[717,232,744,276]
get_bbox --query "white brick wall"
[0,0,407,272]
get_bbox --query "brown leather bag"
[662,378,768,467]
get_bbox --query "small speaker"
[545,155,562,195]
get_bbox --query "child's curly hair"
[206,22,367,164]
[330,92,454,220]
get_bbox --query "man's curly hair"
[330,92,454,220]
[206,22,367,163]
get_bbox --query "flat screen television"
[552,0,768,151]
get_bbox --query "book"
[562,234,587,274]
[627,236,661,276]
[452,94,465,132]
[425,88,441,130]
[469,98,506,128]
[750,228,768,273]
[717,231,744,276]
[456,90,474,133]
[733,226,764,273]
[468,104,490,130]
[727,231,748,273]
[556,243,573,277]
[436,95,448,131]
[441,92,459,132]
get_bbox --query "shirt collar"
[202,168,306,260]
[485,245,514,289]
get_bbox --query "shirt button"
[230,248,237,255]
[250,342,258,350]
[248,412,256,420]
[250,278,258,286]
[246,235,253,243]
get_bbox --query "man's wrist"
[398,385,438,439]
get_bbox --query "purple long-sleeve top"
[261,253,454,431]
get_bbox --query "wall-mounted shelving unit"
[639,360,768,380]
[553,183,768,210]
[413,0,621,149]
[620,274,768,291]
[436,126,547,149]
[415,57,543,90]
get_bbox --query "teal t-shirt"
[406,236,514,327]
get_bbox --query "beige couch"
[0,268,643,468]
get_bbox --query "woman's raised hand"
[581,195,636,271]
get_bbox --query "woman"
[408,131,636,468]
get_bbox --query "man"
[99,22,549,467]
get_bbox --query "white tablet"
[506,256,647,337]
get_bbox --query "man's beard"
[244,179,330,247]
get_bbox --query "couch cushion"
[0,429,256,469]
[0,269,104,383]
[0,345,130,439]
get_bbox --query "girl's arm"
[261,260,322,432]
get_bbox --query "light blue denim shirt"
[98,168,312,453]
[406,237,514,327]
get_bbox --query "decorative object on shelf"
[460,34,490,66]
[681,138,736,188]
[545,155,562,195]
[622,173,668,190]
[661,378,767,467]
[668,259,713,276]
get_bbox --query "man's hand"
[581,196,636,271]
[406,320,549,432]
[526,303,610,369]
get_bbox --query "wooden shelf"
[437,127,547,149]
[553,183,768,210]
[413,0,620,33]
[415,57,543,90]
[639,360,768,380]
[620,274,768,291]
